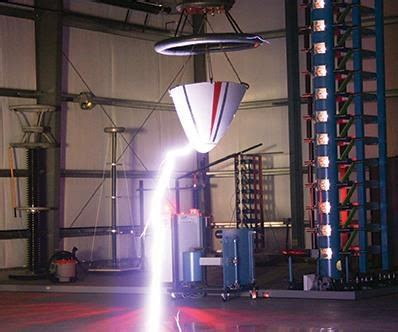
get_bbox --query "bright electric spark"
[143,145,192,332]
[175,310,182,332]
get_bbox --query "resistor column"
[311,0,341,279]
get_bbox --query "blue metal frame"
[309,0,390,279]
[352,0,368,273]
[375,0,390,270]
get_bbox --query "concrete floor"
[1,259,397,331]
[1,291,398,331]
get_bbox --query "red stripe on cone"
[210,81,222,139]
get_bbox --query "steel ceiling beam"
[0,3,172,42]
[93,0,171,14]
[1,2,397,42]
[1,88,397,112]
[0,3,34,19]
[62,9,172,42]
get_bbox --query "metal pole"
[111,131,117,267]
[345,255,350,284]
[171,214,180,290]
[375,0,390,270]
[34,0,63,265]
[233,238,239,286]
[285,0,304,248]
[311,1,340,279]
[175,179,180,214]
[192,13,212,216]
[104,127,125,268]
[303,0,316,250]
[288,256,294,288]
[352,0,367,273]
[139,180,145,269]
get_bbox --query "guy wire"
[66,52,192,227]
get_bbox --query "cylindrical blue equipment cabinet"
[183,250,203,283]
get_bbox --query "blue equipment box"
[222,229,255,290]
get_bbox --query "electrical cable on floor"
[66,52,193,227]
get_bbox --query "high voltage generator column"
[309,0,390,282]
[311,0,340,279]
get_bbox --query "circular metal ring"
[154,33,266,56]
[104,127,126,133]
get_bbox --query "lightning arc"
[143,145,193,332]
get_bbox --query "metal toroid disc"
[154,33,266,56]
[104,127,126,133]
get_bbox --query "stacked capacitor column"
[311,0,341,279]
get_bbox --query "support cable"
[225,10,243,34]
[206,49,214,82]
[62,51,148,171]
[89,135,110,261]
[205,18,243,84]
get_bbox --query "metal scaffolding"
[235,154,265,250]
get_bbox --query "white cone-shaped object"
[170,81,247,153]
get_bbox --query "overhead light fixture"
[77,92,95,110]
